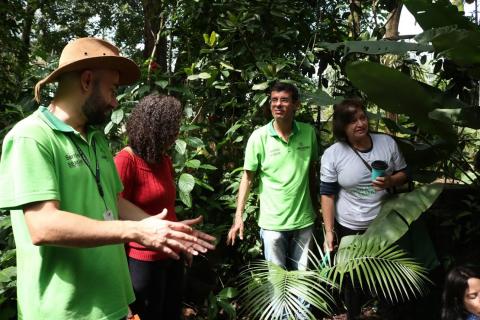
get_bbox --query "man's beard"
[82,83,113,126]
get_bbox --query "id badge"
[103,209,114,221]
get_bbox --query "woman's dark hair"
[332,98,366,142]
[442,264,480,320]
[127,93,182,163]
[270,82,299,102]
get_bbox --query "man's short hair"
[270,82,299,102]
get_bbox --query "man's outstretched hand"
[179,215,216,255]
[135,210,215,259]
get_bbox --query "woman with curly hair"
[114,93,213,320]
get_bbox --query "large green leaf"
[418,81,470,110]
[315,41,432,56]
[0,266,16,283]
[363,183,443,245]
[0,215,11,229]
[346,61,433,115]
[178,173,195,193]
[403,0,476,31]
[179,190,192,207]
[218,287,239,299]
[186,136,204,148]
[185,159,201,169]
[174,139,187,155]
[396,139,454,169]
[346,61,457,141]
[303,90,342,107]
[429,107,480,129]
[416,26,480,69]
[110,109,124,124]
[252,81,269,91]
[199,164,217,170]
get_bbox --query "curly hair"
[126,93,183,163]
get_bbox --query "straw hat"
[34,37,140,102]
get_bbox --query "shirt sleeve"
[0,136,59,209]
[243,132,260,172]
[114,150,135,200]
[320,147,338,183]
[389,137,407,171]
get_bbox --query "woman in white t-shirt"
[320,98,409,318]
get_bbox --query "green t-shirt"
[0,107,134,320]
[244,120,318,231]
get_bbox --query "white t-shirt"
[320,133,407,230]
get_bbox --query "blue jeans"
[260,225,314,271]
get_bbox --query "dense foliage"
[1,0,480,319]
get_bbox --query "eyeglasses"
[270,97,291,104]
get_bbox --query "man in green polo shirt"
[226,82,318,271]
[0,37,215,320]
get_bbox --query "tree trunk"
[349,0,362,39]
[383,1,403,132]
[142,0,167,73]
[384,1,403,40]
[20,0,42,65]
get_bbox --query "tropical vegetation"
[1,0,480,319]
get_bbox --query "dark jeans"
[128,257,185,320]
[336,223,366,320]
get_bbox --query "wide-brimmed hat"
[34,37,140,102]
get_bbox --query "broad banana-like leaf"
[396,139,456,169]
[363,183,443,245]
[415,25,459,44]
[418,81,471,110]
[412,170,442,184]
[416,26,480,68]
[381,118,417,136]
[315,41,432,56]
[346,61,432,114]
[429,108,480,129]
[403,0,476,31]
[346,61,457,141]
[303,90,342,107]
[378,126,454,172]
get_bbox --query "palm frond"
[237,260,335,319]
[328,235,431,303]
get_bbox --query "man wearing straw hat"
[0,37,215,320]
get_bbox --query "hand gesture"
[226,216,244,246]
[178,215,216,256]
[136,209,199,259]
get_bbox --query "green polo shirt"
[0,107,134,320]
[244,120,318,231]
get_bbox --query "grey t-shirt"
[320,133,407,230]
